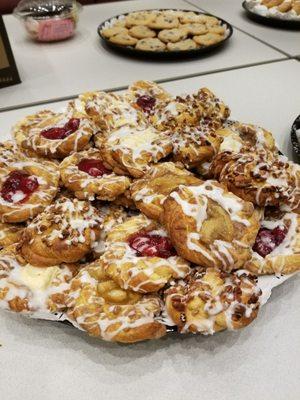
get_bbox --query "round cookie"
[181,23,208,35]
[125,11,156,27]
[129,25,156,39]
[148,14,179,29]
[158,28,187,43]
[136,38,166,52]
[109,33,138,46]
[167,39,198,51]
[101,26,128,39]
[193,32,224,46]
[208,25,226,35]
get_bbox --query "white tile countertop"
[2,59,299,159]
[0,60,300,400]
[0,0,287,111]
[187,0,300,57]
[0,275,299,400]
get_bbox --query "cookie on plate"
[135,38,166,51]
[109,33,138,46]
[148,14,179,29]
[125,11,156,27]
[208,25,226,35]
[167,39,198,51]
[101,26,128,39]
[181,23,208,35]
[158,28,187,43]
[193,32,224,46]
[129,25,156,39]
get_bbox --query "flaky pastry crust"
[66,259,166,343]
[13,108,94,159]
[130,162,201,221]
[163,180,261,271]
[59,149,131,201]
[150,88,230,131]
[102,214,190,293]
[211,150,300,209]
[19,198,103,267]
[0,159,59,223]
[165,268,261,334]
[95,124,172,178]
[0,245,78,316]
[245,211,300,275]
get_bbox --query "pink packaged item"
[14,0,81,42]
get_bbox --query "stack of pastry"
[101,10,228,52]
[0,80,299,343]
[246,0,300,20]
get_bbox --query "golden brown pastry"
[125,80,171,116]
[214,122,276,155]
[13,107,95,159]
[130,162,201,221]
[245,210,300,275]
[0,223,24,248]
[59,149,131,201]
[77,91,145,132]
[0,158,59,223]
[150,88,230,131]
[19,197,103,267]
[211,150,300,209]
[165,267,261,334]
[172,121,222,170]
[163,180,261,271]
[0,245,78,316]
[102,214,190,293]
[66,259,166,343]
[95,124,172,178]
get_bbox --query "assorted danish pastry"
[99,10,231,54]
[0,80,299,343]
[245,0,300,21]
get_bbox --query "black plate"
[97,9,233,60]
[291,115,300,157]
[242,1,300,29]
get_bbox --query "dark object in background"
[291,115,300,160]
[0,15,20,88]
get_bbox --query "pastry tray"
[97,9,233,60]
[242,1,300,29]
[52,273,293,334]
[291,114,300,157]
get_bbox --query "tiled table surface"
[187,0,300,57]
[1,3,300,400]
[0,0,287,111]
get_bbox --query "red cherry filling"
[136,95,156,113]
[40,118,80,140]
[77,158,110,177]
[1,170,39,203]
[253,226,288,257]
[128,231,176,258]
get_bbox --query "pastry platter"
[97,9,233,59]
[0,80,299,344]
[242,0,300,28]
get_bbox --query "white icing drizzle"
[0,254,73,317]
